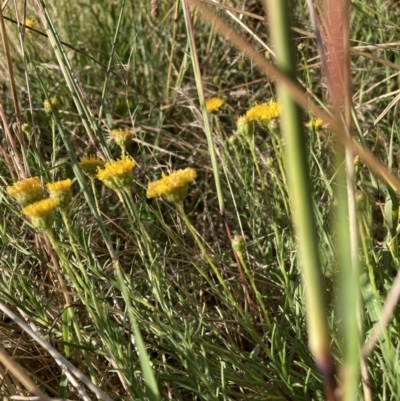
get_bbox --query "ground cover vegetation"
[1,1,400,400]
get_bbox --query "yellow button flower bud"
[79,155,105,179]
[96,156,136,191]
[146,168,197,204]
[110,128,134,154]
[231,235,245,253]
[236,115,251,139]
[7,177,44,207]
[46,179,72,210]
[21,199,58,231]
[43,97,58,114]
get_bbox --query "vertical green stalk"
[181,0,225,214]
[46,231,98,385]
[265,1,334,399]
[246,138,274,216]
[51,117,56,180]
[176,202,243,317]
[114,262,160,401]
[232,237,272,331]
[335,152,361,401]
[98,0,126,121]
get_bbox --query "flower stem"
[176,202,244,318]
[45,230,98,385]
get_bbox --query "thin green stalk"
[181,0,225,214]
[123,188,153,254]
[51,117,56,180]
[114,189,147,262]
[90,179,101,216]
[119,188,168,311]
[265,1,334,399]
[246,138,274,216]
[176,202,243,318]
[234,245,272,331]
[98,0,126,121]
[114,261,160,401]
[166,0,180,101]
[60,211,92,293]
[46,231,98,385]
[59,309,70,398]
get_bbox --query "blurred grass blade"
[264,0,335,399]
[181,0,225,214]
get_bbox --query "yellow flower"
[110,128,134,153]
[7,177,44,207]
[21,199,58,231]
[146,168,197,204]
[97,156,136,190]
[305,117,323,131]
[44,97,58,114]
[205,97,224,113]
[79,155,105,179]
[246,101,281,122]
[46,179,72,210]
[25,18,35,30]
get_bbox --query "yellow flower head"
[205,97,224,113]
[305,117,323,131]
[25,18,35,30]
[44,97,58,114]
[46,179,72,210]
[246,101,281,122]
[7,177,44,207]
[97,156,136,190]
[110,128,134,152]
[146,168,197,204]
[79,155,105,179]
[22,199,58,231]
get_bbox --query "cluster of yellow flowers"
[245,101,281,122]
[7,161,198,232]
[84,153,197,204]
[6,177,72,231]
[203,96,325,138]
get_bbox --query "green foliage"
[1,1,400,400]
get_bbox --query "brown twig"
[0,347,52,401]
